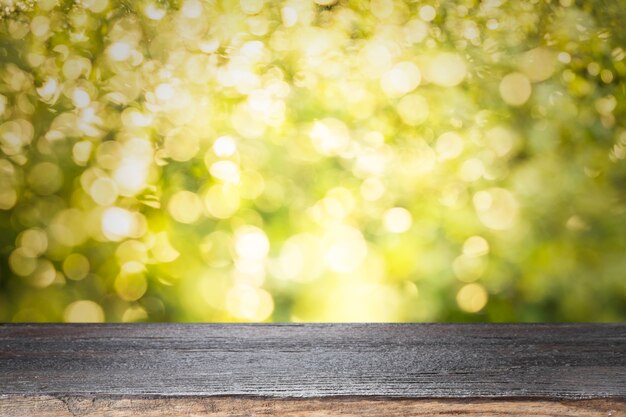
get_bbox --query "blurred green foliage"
[0,0,625,322]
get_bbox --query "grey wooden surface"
[0,323,624,399]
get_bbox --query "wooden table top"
[1,323,624,399]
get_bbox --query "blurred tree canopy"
[0,0,625,322]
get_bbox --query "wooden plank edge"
[0,395,624,416]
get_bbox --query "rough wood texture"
[0,324,625,398]
[0,324,625,415]
[0,396,624,417]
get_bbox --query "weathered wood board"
[0,324,624,415]
[0,396,624,416]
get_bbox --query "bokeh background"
[0,0,625,322]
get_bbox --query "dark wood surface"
[0,323,624,400]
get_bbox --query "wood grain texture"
[0,396,624,417]
[0,323,624,401]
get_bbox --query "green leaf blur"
[0,0,625,322]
